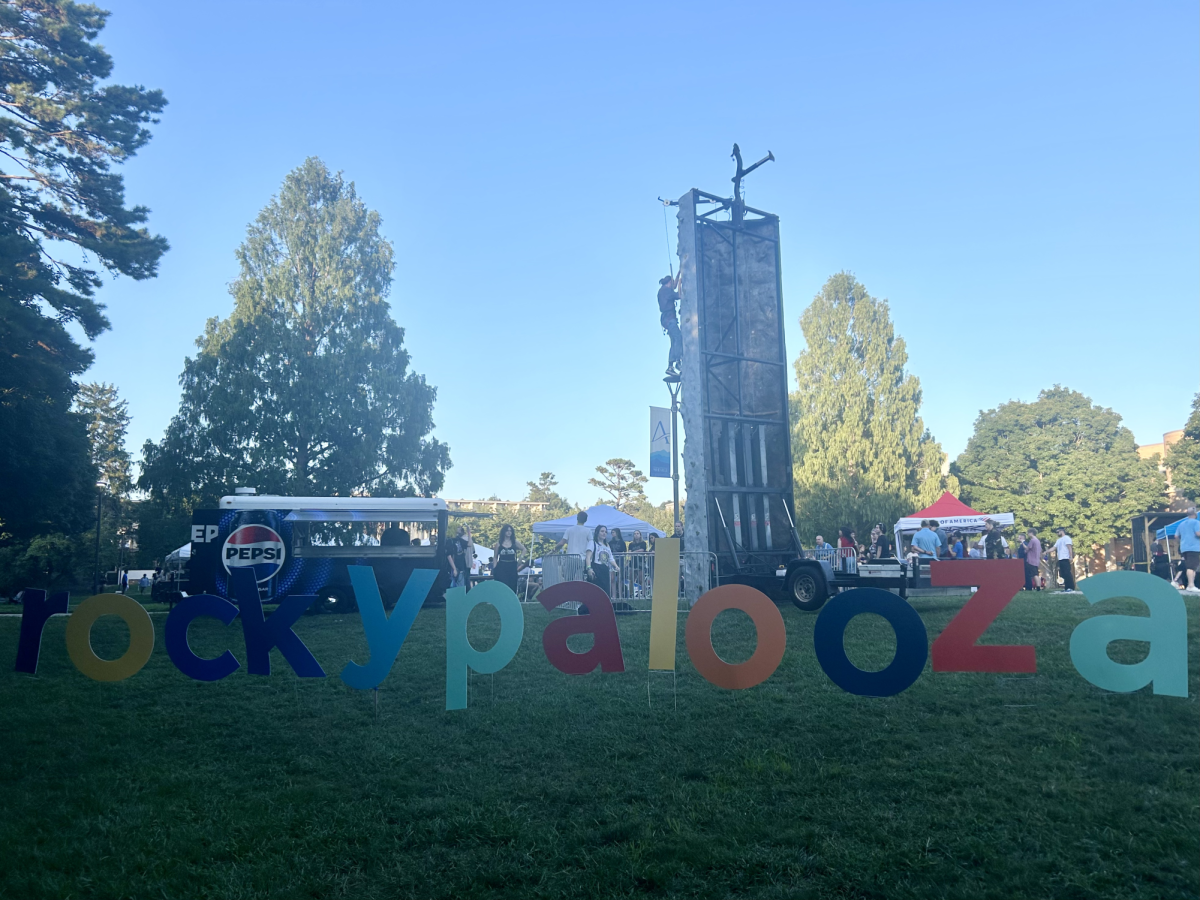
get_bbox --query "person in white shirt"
[585,524,618,596]
[1053,527,1075,592]
[557,510,592,579]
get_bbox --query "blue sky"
[83,1,1198,507]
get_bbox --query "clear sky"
[82,1,1198,508]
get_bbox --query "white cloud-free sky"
[82,1,1198,508]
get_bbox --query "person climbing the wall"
[658,272,683,378]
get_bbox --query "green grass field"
[1,592,1197,899]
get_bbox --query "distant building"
[1137,429,1186,505]
[442,499,550,513]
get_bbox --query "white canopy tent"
[531,504,667,542]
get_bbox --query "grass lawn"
[1,591,1197,899]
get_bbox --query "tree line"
[2,3,1195,593]
[788,273,1198,564]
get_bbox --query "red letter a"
[537,582,625,675]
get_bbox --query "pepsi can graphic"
[223,508,287,599]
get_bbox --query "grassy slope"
[0,593,1196,900]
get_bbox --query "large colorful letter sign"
[1069,571,1188,697]
[813,588,928,697]
[648,538,680,670]
[445,581,524,710]
[685,585,785,689]
[231,568,324,678]
[165,594,241,682]
[341,566,435,690]
[14,589,68,674]
[64,593,156,682]
[930,560,1035,673]
[537,581,625,675]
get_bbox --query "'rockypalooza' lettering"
[13,542,1190,707]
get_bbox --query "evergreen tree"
[1166,394,1200,502]
[954,387,1164,557]
[589,458,648,511]
[789,273,955,540]
[0,1,166,545]
[525,472,572,516]
[140,158,450,513]
[74,382,132,496]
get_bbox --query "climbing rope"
[662,201,674,278]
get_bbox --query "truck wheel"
[787,570,828,612]
[317,587,351,614]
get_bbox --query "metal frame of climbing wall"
[678,188,803,578]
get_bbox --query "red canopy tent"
[893,492,1014,545]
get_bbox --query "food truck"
[185,490,454,612]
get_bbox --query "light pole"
[667,379,682,536]
[93,477,108,595]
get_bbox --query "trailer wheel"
[317,587,352,614]
[787,569,828,612]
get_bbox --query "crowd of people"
[444,510,661,599]
[556,509,656,597]
[446,504,1174,600]
[905,519,1079,593]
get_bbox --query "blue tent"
[531,504,667,541]
[1156,518,1189,540]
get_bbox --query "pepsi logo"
[222,525,287,583]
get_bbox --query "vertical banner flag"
[650,406,671,478]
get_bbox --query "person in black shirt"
[658,273,683,376]
[491,524,526,593]
[872,524,893,559]
[627,530,648,554]
[447,525,471,588]
[381,525,410,547]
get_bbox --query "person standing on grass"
[627,530,647,553]
[557,510,592,581]
[1174,508,1200,593]
[585,524,618,596]
[1024,529,1043,592]
[491,524,526,593]
[446,525,472,589]
[1053,527,1076,592]
[138,574,150,595]
[931,520,948,558]
[911,520,941,578]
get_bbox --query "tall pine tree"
[74,382,132,497]
[789,273,955,539]
[0,1,166,547]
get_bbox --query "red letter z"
[930,560,1035,673]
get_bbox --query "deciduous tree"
[789,273,956,540]
[953,387,1164,557]
[1166,394,1200,502]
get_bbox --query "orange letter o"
[684,585,786,689]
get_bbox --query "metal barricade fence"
[609,551,718,611]
[806,547,857,574]
[540,553,584,590]
[529,551,717,611]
